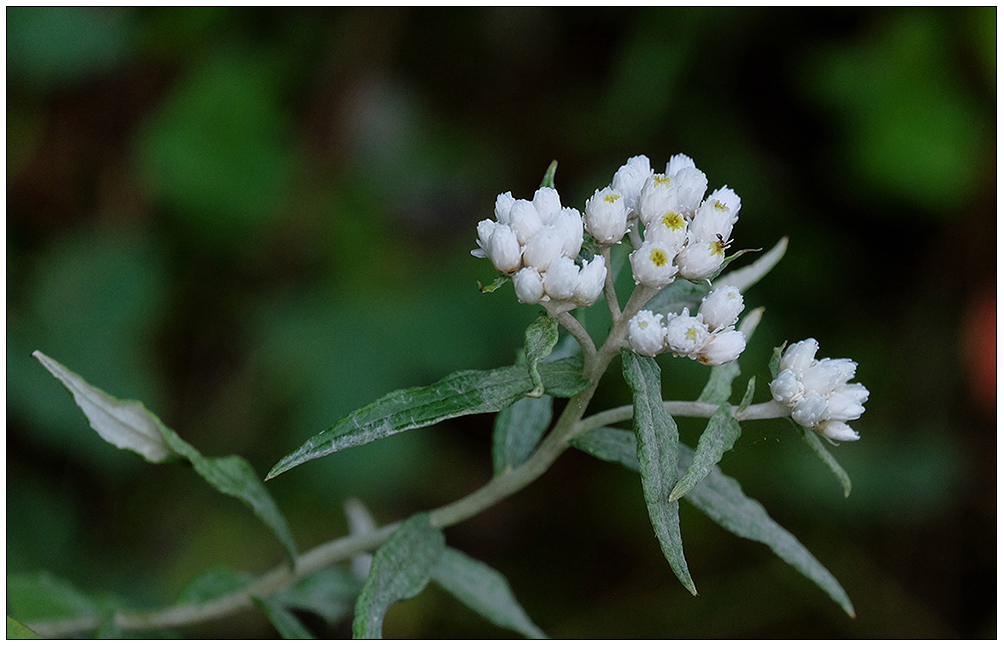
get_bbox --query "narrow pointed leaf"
[492,395,552,475]
[352,513,445,639]
[272,568,362,626]
[670,404,741,502]
[698,360,741,406]
[254,598,315,639]
[524,313,559,397]
[34,351,297,561]
[643,279,709,318]
[268,358,587,479]
[572,427,855,617]
[797,423,853,498]
[344,499,377,580]
[32,350,174,463]
[714,237,788,293]
[433,547,546,639]
[7,616,42,639]
[738,376,757,412]
[621,350,697,596]
[539,160,558,189]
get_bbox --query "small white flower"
[665,309,709,356]
[690,186,741,242]
[611,155,652,213]
[487,224,521,274]
[637,173,675,227]
[779,338,819,376]
[508,199,544,246]
[697,328,746,366]
[628,310,666,357]
[643,209,689,253]
[668,166,708,215]
[584,187,629,245]
[551,206,584,258]
[494,191,516,224]
[699,285,744,331]
[522,225,565,272]
[676,237,726,280]
[532,187,562,223]
[543,256,579,301]
[826,383,869,422]
[816,419,860,443]
[801,358,857,395]
[630,240,679,287]
[472,218,497,259]
[791,392,829,428]
[513,267,545,304]
[665,153,696,178]
[574,256,607,306]
[770,368,804,404]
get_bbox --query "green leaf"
[539,160,558,189]
[670,404,741,502]
[697,360,741,406]
[524,313,559,397]
[714,237,788,293]
[797,423,853,498]
[492,395,553,475]
[571,427,855,617]
[433,548,546,639]
[478,275,510,293]
[268,358,588,479]
[769,343,784,380]
[271,568,362,626]
[32,350,174,463]
[621,350,697,596]
[642,279,709,318]
[344,499,378,579]
[253,598,315,639]
[34,351,297,562]
[738,376,756,412]
[7,616,42,639]
[6,572,100,623]
[352,513,445,639]
[176,566,257,605]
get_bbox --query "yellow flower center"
[653,174,672,186]
[710,240,725,256]
[713,199,728,211]
[685,326,700,341]
[649,248,669,267]
[661,211,685,230]
[603,193,621,203]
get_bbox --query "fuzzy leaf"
[643,279,709,318]
[524,313,559,397]
[670,404,741,502]
[697,360,741,406]
[572,427,855,617]
[738,376,757,412]
[714,237,788,293]
[254,598,314,639]
[539,160,558,189]
[797,423,853,498]
[492,395,552,475]
[32,350,174,463]
[352,513,445,639]
[621,350,697,596]
[268,358,587,479]
[272,568,362,626]
[433,548,546,639]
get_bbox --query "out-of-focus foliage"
[7,7,996,639]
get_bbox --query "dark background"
[7,7,996,638]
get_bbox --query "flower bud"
[699,285,744,331]
[522,225,565,272]
[816,420,860,443]
[665,309,709,356]
[690,187,740,241]
[584,187,629,245]
[669,166,708,215]
[495,191,516,224]
[472,218,497,259]
[574,256,607,306]
[697,328,746,366]
[543,256,579,301]
[513,267,545,304]
[532,187,562,223]
[665,153,696,178]
[791,392,829,428]
[488,224,521,274]
[507,199,543,246]
[676,237,726,280]
[780,338,819,376]
[801,358,857,395]
[637,174,675,227]
[630,240,679,287]
[770,368,804,404]
[611,155,652,213]
[628,310,666,357]
[551,207,584,258]
[826,383,869,421]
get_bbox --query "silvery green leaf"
[670,404,741,502]
[714,237,788,293]
[432,548,546,639]
[642,279,709,318]
[492,395,552,475]
[344,498,377,579]
[539,160,558,189]
[769,343,784,380]
[268,358,588,480]
[352,513,445,639]
[621,350,697,596]
[797,422,853,498]
[524,313,559,397]
[571,427,855,617]
[272,568,362,626]
[176,566,257,605]
[697,360,741,406]
[32,350,173,463]
[738,376,757,412]
[33,351,297,562]
[253,598,314,639]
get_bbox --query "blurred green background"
[6,7,996,638]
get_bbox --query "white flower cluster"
[769,339,869,443]
[472,187,606,308]
[627,285,747,366]
[591,154,741,287]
